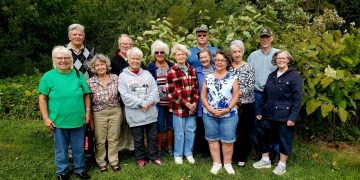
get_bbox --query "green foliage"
[0,72,42,120]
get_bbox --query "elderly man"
[65,23,96,79]
[247,27,279,162]
[187,25,218,68]
[110,34,139,154]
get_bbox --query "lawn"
[0,119,359,180]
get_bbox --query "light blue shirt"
[187,45,218,68]
[247,47,279,91]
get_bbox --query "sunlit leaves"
[306,98,322,115]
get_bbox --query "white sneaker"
[210,162,222,175]
[174,157,183,164]
[273,164,286,175]
[223,163,235,175]
[186,156,195,164]
[253,159,271,169]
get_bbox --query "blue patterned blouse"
[203,72,237,118]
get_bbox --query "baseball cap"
[259,28,273,36]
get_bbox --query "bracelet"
[86,109,91,111]
[228,107,231,111]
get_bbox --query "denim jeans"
[203,113,238,143]
[54,126,85,176]
[156,105,173,132]
[172,114,196,157]
[263,120,293,155]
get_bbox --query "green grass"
[0,119,359,180]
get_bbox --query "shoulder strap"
[75,69,80,79]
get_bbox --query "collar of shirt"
[67,43,85,55]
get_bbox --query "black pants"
[233,103,255,162]
[130,122,158,161]
[194,116,210,156]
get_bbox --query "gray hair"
[272,50,294,65]
[127,47,143,60]
[230,40,245,52]
[151,40,170,56]
[51,46,73,70]
[197,49,211,59]
[118,34,133,44]
[87,54,111,74]
[68,24,85,36]
[171,43,191,58]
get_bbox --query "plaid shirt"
[166,64,198,117]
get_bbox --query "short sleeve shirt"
[203,72,237,118]
[38,69,91,128]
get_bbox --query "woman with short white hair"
[229,40,256,168]
[166,43,198,165]
[147,40,174,156]
[38,46,91,179]
[118,47,163,168]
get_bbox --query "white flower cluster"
[324,65,339,80]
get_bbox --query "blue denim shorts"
[203,113,238,143]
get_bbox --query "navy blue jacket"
[147,60,174,80]
[260,68,302,122]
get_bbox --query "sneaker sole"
[273,170,286,175]
[253,164,271,169]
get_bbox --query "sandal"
[111,164,120,172]
[99,166,108,173]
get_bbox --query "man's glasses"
[197,34,208,38]
[155,51,165,55]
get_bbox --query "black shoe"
[57,173,69,180]
[75,170,91,180]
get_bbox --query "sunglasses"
[155,51,165,55]
[197,34,208,38]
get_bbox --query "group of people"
[38,24,302,180]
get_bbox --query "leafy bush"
[0,72,41,120]
[132,3,359,142]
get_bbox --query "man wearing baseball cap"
[247,27,279,165]
[187,25,218,68]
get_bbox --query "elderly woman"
[229,40,255,168]
[38,46,91,179]
[87,54,122,172]
[118,47,163,168]
[194,49,215,156]
[166,44,198,165]
[253,50,302,175]
[147,40,174,156]
[201,50,239,175]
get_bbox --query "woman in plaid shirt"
[166,44,198,165]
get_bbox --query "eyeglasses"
[155,51,165,55]
[215,59,226,63]
[197,34,208,38]
[55,57,71,61]
[120,43,132,46]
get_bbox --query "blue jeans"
[54,126,85,176]
[156,105,173,132]
[172,114,196,157]
[263,121,293,155]
[203,113,238,143]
